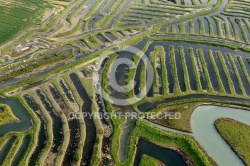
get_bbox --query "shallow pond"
[134,139,187,166]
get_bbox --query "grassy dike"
[62,75,85,166]
[154,0,224,31]
[140,59,147,97]
[169,46,182,94]
[243,19,250,32]
[215,118,250,166]
[41,84,70,166]
[139,155,162,166]
[208,50,226,94]
[228,17,241,42]
[0,50,74,83]
[189,21,195,35]
[0,51,97,95]
[216,51,237,95]
[237,56,250,85]
[205,17,214,37]
[150,48,159,95]
[75,71,103,166]
[66,0,89,25]
[224,21,232,40]
[226,54,247,97]
[198,19,206,36]
[158,46,169,96]
[212,16,223,38]
[179,46,192,93]
[93,0,127,29]
[188,48,203,92]
[51,80,73,111]
[2,133,25,165]
[197,49,214,93]
[235,19,249,44]
[30,90,54,166]
[148,35,250,52]
[16,94,41,166]
[56,19,85,37]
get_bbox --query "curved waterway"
[142,105,250,166]
[69,73,96,165]
[191,106,250,166]
[0,97,32,136]
[134,139,187,166]
[138,94,250,112]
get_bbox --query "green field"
[0,0,49,45]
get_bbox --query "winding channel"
[142,104,250,166]
[191,106,250,166]
[0,97,32,136]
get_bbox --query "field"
[0,0,249,166]
[0,0,49,46]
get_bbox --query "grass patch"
[215,118,250,166]
[0,104,19,125]
[139,155,161,166]
[148,104,198,132]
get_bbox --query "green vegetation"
[179,46,191,92]
[66,0,88,25]
[30,90,54,165]
[140,155,161,166]
[148,104,197,132]
[169,46,181,94]
[208,50,226,94]
[150,48,160,95]
[198,49,214,93]
[198,19,205,36]
[189,20,195,34]
[0,0,250,165]
[235,19,249,44]
[0,50,74,82]
[237,56,250,85]
[228,17,241,42]
[188,48,203,92]
[0,104,18,126]
[158,47,168,96]
[131,120,214,166]
[226,53,247,97]
[215,118,250,165]
[217,51,236,95]
[213,16,223,38]
[0,0,50,45]
[205,17,214,36]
